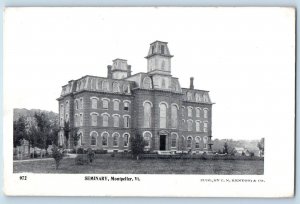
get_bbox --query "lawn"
[14,154,264,175]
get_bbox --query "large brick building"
[57,41,213,153]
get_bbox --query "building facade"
[57,41,213,153]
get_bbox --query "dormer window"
[160,45,165,54]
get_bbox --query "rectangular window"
[124,116,130,128]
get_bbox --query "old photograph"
[4,7,294,196]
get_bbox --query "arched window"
[203,136,208,149]
[59,132,64,146]
[195,137,201,149]
[196,108,200,117]
[113,115,119,127]
[159,103,167,128]
[75,100,79,110]
[204,109,208,118]
[143,77,152,89]
[124,115,130,128]
[143,102,152,128]
[102,80,109,91]
[77,132,82,146]
[187,120,193,131]
[91,113,98,126]
[102,132,108,146]
[196,121,201,132]
[102,114,109,127]
[171,133,177,148]
[123,101,130,111]
[187,92,193,101]
[195,93,201,102]
[123,84,130,94]
[113,100,119,111]
[65,113,69,122]
[91,98,98,109]
[203,95,209,102]
[187,136,192,149]
[160,45,165,54]
[65,101,69,112]
[171,104,178,128]
[203,122,208,132]
[91,78,96,90]
[79,113,83,126]
[90,131,98,146]
[112,133,119,147]
[102,99,109,109]
[60,104,64,116]
[80,98,84,109]
[181,106,185,117]
[112,82,120,93]
[143,132,152,148]
[123,133,130,147]
[188,107,193,117]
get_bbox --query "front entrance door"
[160,135,166,150]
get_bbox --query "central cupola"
[145,41,173,75]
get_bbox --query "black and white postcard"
[3,7,295,197]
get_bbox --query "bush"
[77,147,84,154]
[94,149,107,154]
[87,148,95,163]
[51,145,64,169]
[75,154,89,165]
[249,152,255,157]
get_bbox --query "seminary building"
[57,41,214,153]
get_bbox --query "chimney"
[190,77,194,90]
[107,65,112,79]
[127,65,132,77]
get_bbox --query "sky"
[4,7,295,140]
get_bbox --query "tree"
[130,134,146,160]
[34,112,51,157]
[71,127,80,154]
[51,145,64,170]
[13,116,27,147]
[223,142,229,154]
[63,121,71,148]
[48,120,60,147]
[257,138,265,157]
[223,141,237,156]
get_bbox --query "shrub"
[249,152,255,157]
[77,147,84,154]
[75,154,89,165]
[87,148,95,163]
[94,149,107,154]
[51,145,64,170]
[130,134,146,160]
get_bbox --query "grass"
[14,154,264,175]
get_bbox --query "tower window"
[160,45,165,54]
[152,46,155,54]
